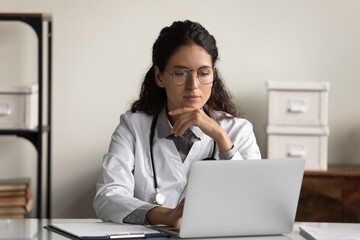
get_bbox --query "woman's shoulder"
[113,111,153,137]
[120,111,152,123]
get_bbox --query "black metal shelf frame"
[0,13,52,218]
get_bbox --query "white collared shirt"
[93,106,261,223]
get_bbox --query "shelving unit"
[0,13,52,218]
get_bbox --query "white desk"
[0,219,359,240]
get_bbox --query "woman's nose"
[186,71,199,89]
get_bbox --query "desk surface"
[0,219,359,240]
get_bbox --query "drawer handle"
[287,99,308,113]
[0,102,12,116]
[287,144,307,157]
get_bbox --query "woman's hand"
[168,108,233,152]
[146,198,185,227]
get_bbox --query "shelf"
[0,126,51,135]
[0,13,52,218]
[0,126,51,148]
[0,13,51,18]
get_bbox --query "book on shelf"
[0,190,27,197]
[0,178,32,218]
[0,196,27,207]
[0,214,25,219]
[0,198,33,218]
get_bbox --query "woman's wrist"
[214,128,233,152]
[146,206,171,225]
[146,199,184,227]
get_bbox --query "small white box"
[267,80,329,126]
[0,84,38,130]
[267,125,329,171]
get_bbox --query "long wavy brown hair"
[130,20,240,120]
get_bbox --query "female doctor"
[93,20,261,228]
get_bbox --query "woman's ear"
[154,66,165,88]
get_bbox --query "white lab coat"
[93,107,261,223]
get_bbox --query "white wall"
[1,0,360,218]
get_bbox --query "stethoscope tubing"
[149,110,216,205]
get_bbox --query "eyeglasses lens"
[172,68,214,85]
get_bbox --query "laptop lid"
[178,158,305,238]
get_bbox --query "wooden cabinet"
[296,165,360,222]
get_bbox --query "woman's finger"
[172,111,203,136]
[168,107,196,116]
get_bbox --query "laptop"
[155,158,305,238]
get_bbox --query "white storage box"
[267,80,329,126]
[267,125,329,171]
[0,84,38,129]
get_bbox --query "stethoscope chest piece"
[154,188,166,205]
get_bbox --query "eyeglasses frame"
[166,66,216,86]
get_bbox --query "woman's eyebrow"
[172,65,188,69]
[172,65,212,69]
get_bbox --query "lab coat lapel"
[183,126,208,165]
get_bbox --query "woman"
[93,20,261,227]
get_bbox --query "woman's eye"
[174,72,186,77]
[199,70,210,76]
[173,70,188,77]
[199,72,210,76]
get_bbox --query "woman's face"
[155,44,213,112]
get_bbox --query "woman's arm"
[168,108,233,152]
[94,113,157,223]
[146,199,185,228]
[169,107,261,160]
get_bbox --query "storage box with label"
[266,80,330,170]
[0,84,38,130]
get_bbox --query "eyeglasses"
[166,67,215,86]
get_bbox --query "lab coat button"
[176,186,183,192]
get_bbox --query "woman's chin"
[182,103,204,109]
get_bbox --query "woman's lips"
[183,95,201,101]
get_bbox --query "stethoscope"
[149,110,216,205]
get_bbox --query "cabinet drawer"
[267,80,329,126]
[343,178,360,222]
[296,177,342,222]
[267,134,328,171]
[268,90,328,126]
[0,84,38,129]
